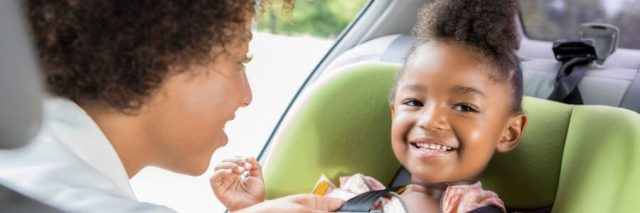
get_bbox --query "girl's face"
[142,22,253,175]
[390,41,526,185]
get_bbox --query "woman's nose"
[241,71,252,107]
[417,105,449,131]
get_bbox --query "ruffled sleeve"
[441,182,506,213]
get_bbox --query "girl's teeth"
[415,143,453,152]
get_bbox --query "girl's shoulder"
[443,182,506,213]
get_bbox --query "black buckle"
[552,39,597,62]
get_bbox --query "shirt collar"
[43,97,136,199]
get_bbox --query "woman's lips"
[220,131,228,146]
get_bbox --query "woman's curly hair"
[395,0,523,113]
[25,0,288,112]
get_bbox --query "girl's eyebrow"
[451,86,485,97]
[401,84,426,92]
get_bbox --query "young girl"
[212,0,527,212]
[324,0,528,212]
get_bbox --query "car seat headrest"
[579,23,619,65]
[0,0,44,149]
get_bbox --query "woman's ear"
[497,113,528,153]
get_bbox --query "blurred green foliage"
[256,0,368,38]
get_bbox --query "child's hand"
[210,156,265,211]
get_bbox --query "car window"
[130,1,370,212]
[520,0,640,49]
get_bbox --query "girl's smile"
[408,136,458,159]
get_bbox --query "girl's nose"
[417,105,449,131]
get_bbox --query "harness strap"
[548,56,594,104]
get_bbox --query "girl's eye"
[402,99,423,107]
[453,103,479,113]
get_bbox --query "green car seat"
[261,63,640,212]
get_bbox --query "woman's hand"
[211,156,265,211]
[232,194,344,213]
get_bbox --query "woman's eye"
[453,104,479,113]
[242,54,253,64]
[238,54,253,71]
[402,99,423,107]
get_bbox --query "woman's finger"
[214,162,246,174]
[211,168,236,187]
[222,158,250,171]
[244,157,263,179]
[221,158,246,166]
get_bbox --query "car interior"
[260,63,640,212]
[1,0,639,212]
[258,0,640,212]
[300,0,640,113]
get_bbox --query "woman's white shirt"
[0,98,175,212]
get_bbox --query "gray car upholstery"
[0,0,44,149]
[621,71,640,111]
[325,34,640,112]
[1,0,62,212]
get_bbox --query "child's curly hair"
[394,0,523,113]
[25,0,289,113]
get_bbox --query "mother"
[0,0,341,212]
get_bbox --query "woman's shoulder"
[0,136,173,212]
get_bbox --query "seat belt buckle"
[552,39,597,62]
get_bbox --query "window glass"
[520,0,640,49]
[130,1,369,212]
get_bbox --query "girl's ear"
[497,113,528,153]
